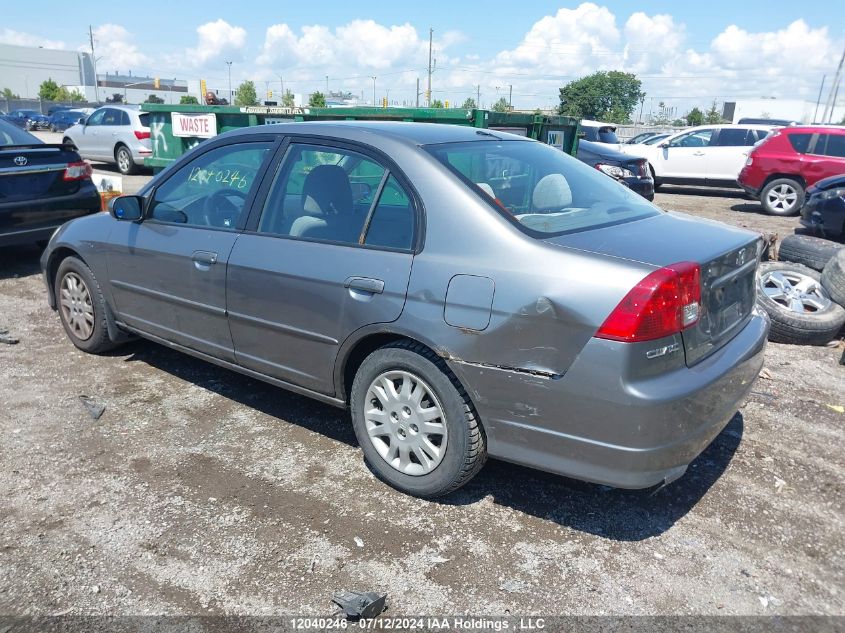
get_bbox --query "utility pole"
[814,76,826,123]
[325,75,329,95]
[416,78,420,108]
[822,45,845,124]
[476,84,480,108]
[88,25,99,103]
[225,61,233,104]
[371,76,377,106]
[427,28,433,107]
[508,84,512,110]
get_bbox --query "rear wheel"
[115,145,137,175]
[350,341,486,497]
[55,257,116,354]
[649,165,662,191]
[761,178,804,216]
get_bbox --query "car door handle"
[693,151,705,156]
[344,276,384,294]
[192,250,218,267]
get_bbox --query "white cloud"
[185,19,248,67]
[0,28,64,49]
[90,24,151,73]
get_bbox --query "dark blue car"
[48,109,86,133]
[7,109,50,130]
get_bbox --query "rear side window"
[139,113,150,127]
[119,110,130,125]
[714,128,757,146]
[816,134,845,158]
[364,175,414,250]
[787,133,813,153]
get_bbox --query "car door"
[93,108,123,162]
[704,127,760,183]
[227,140,416,395]
[652,129,713,181]
[805,133,845,185]
[73,108,106,159]
[106,139,276,361]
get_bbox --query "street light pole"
[225,61,233,104]
[372,76,377,106]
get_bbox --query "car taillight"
[134,130,150,140]
[63,161,93,181]
[596,262,701,342]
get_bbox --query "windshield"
[643,134,669,145]
[582,125,619,144]
[426,140,660,236]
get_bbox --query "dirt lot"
[0,186,843,619]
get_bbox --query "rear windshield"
[139,113,150,127]
[583,125,619,144]
[0,120,40,146]
[425,140,660,237]
[787,133,813,154]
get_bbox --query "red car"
[738,126,845,216]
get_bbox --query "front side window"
[426,140,659,236]
[670,129,713,148]
[86,109,106,126]
[815,134,845,158]
[149,142,272,229]
[101,109,121,126]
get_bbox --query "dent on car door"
[106,140,275,361]
[227,141,416,395]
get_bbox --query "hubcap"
[59,272,95,340]
[760,270,831,313]
[766,184,798,212]
[363,370,448,476]
[118,150,130,172]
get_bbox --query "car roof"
[96,104,140,111]
[223,120,535,146]
[779,125,845,134]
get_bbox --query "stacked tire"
[757,235,845,346]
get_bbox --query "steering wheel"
[202,188,249,228]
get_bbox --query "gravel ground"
[0,178,843,619]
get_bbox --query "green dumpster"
[141,104,580,172]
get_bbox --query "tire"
[777,234,844,271]
[756,261,845,345]
[760,178,804,216]
[115,145,137,175]
[649,165,662,191]
[822,249,845,308]
[350,340,487,498]
[54,256,116,354]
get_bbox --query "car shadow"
[0,244,43,280]
[123,342,741,541]
[89,161,153,176]
[659,185,747,199]
[730,201,769,215]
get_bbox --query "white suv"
[63,105,152,175]
[620,124,774,189]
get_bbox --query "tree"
[430,99,444,108]
[308,91,326,107]
[461,97,476,109]
[38,78,61,101]
[492,97,510,112]
[671,118,686,127]
[180,95,199,105]
[145,94,165,104]
[282,89,295,108]
[106,93,124,103]
[558,71,644,123]
[705,100,722,124]
[2,87,19,100]
[234,80,258,107]
[685,107,704,126]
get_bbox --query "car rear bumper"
[0,185,101,247]
[451,310,769,489]
[623,177,655,201]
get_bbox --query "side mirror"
[658,142,669,148]
[77,117,87,125]
[109,195,144,221]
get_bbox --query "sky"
[1,0,843,113]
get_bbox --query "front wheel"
[761,178,804,216]
[350,341,486,497]
[55,257,116,354]
[115,145,138,175]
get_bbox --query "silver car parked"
[63,104,151,175]
[41,122,769,497]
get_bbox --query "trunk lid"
[545,211,761,365]
[0,144,83,204]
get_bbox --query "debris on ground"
[353,536,364,548]
[78,396,106,420]
[0,329,19,345]
[331,590,387,620]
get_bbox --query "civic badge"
[735,248,747,266]
[13,156,27,166]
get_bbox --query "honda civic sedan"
[41,122,769,497]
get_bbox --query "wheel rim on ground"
[117,149,131,172]
[363,370,448,476]
[760,269,831,313]
[59,272,95,340]
[765,184,798,213]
